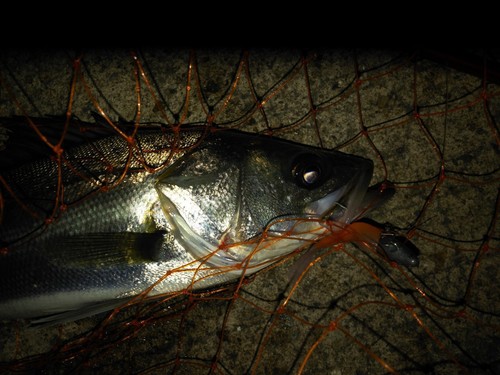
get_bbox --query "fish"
[0,116,411,325]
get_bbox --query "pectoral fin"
[47,232,165,268]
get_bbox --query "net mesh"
[0,49,498,374]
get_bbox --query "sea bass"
[0,116,386,324]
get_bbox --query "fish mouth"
[304,184,351,218]
[306,171,395,225]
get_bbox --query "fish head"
[155,130,373,269]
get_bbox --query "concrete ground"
[0,49,498,374]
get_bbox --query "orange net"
[0,49,498,374]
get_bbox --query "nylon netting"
[0,49,498,374]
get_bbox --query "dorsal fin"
[0,115,115,170]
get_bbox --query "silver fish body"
[0,118,374,323]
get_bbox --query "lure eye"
[292,154,324,189]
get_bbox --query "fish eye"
[291,154,324,189]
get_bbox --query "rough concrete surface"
[0,49,498,374]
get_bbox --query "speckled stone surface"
[0,49,498,374]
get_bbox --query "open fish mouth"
[304,184,351,217]
[313,180,397,224]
